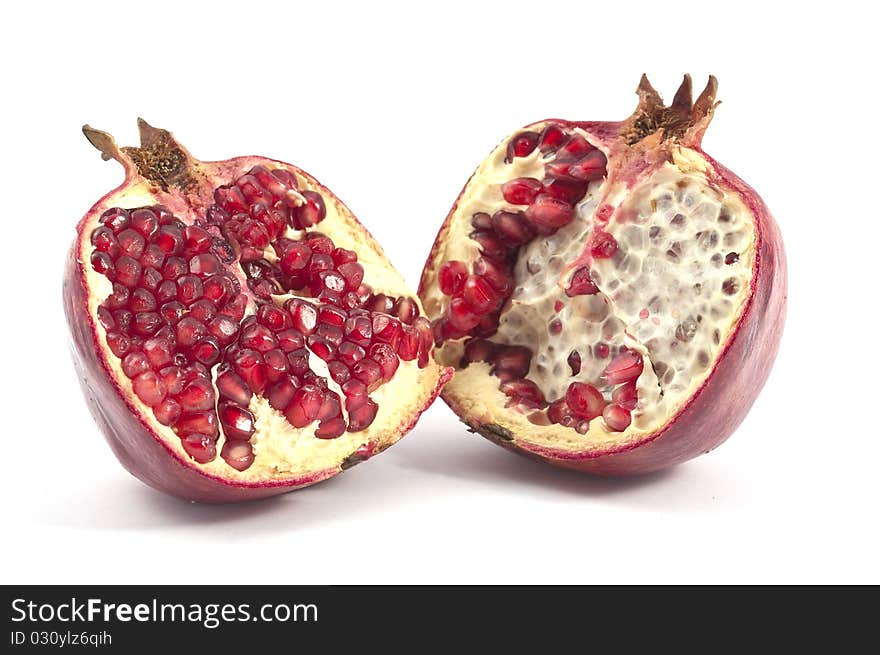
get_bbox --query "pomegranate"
[65,120,450,502]
[419,76,786,475]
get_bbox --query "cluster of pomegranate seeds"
[440,125,642,433]
[89,166,433,470]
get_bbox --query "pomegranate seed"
[176,411,219,438]
[595,343,610,358]
[221,440,254,470]
[203,276,233,305]
[106,331,131,357]
[342,379,367,399]
[506,131,539,161]
[231,349,268,394]
[462,275,499,313]
[470,230,509,260]
[140,266,162,291]
[117,228,146,259]
[492,345,532,379]
[344,315,373,347]
[291,191,326,228]
[100,207,130,231]
[331,248,357,266]
[447,297,481,331]
[591,231,618,259]
[143,336,173,368]
[287,299,318,335]
[275,328,305,352]
[566,267,599,296]
[559,134,595,159]
[317,323,344,346]
[346,396,378,432]
[338,341,366,366]
[471,212,493,230]
[187,298,215,323]
[176,275,204,305]
[369,343,399,381]
[236,174,271,204]
[365,293,394,314]
[317,305,346,329]
[183,225,213,254]
[162,256,187,280]
[603,403,632,431]
[501,177,544,205]
[603,350,643,384]
[155,225,184,255]
[352,358,383,390]
[267,377,300,411]
[285,385,324,427]
[525,194,574,229]
[286,349,310,376]
[220,294,248,321]
[612,381,639,410]
[544,178,589,204]
[414,317,434,368]
[105,283,130,309]
[397,326,420,361]
[491,210,535,245]
[97,306,115,331]
[121,351,149,379]
[218,402,256,441]
[215,186,248,212]
[157,301,184,324]
[500,379,546,409]
[438,260,468,296]
[567,351,582,375]
[180,434,217,463]
[565,382,605,419]
[255,304,288,331]
[174,317,205,348]
[263,348,289,382]
[307,334,336,361]
[132,311,162,337]
[567,151,607,181]
[192,337,221,366]
[178,378,215,412]
[112,309,133,333]
[538,124,567,152]
[129,288,157,313]
[188,254,221,278]
[159,366,185,395]
[462,338,496,366]
[131,370,166,407]
[91,226,119,255]
[372,314,402,348]
[115,255,142,287]
[277,244,309,278]
[217,368,253,406]
[473,257,511,293]
[239,322,278,353]
[306,235,334,254]
[316,392,342,421]
[316,417,347,439]
[129,208,159,239]
[153,398,182,426]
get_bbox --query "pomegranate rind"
[66,124,450,502]
[419,79,786,476]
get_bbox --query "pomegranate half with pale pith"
[65,120,450,502]
[420,76,786,475]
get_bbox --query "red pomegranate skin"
[422,99,787,475]
[66,142,451,503]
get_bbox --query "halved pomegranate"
[419,76,786,475]
[64,120,450,502]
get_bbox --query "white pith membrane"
[422,124,755,452]
[80,165,443,481]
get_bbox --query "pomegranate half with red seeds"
[420,76,786,475]
[65,120,449,502]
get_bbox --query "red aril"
[65,120,451,502]
[419,76,786,475]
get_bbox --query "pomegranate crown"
[624,74,719,147]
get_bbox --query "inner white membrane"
[425,128,755,449]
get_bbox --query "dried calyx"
[67,120,449,501]
[419,75,786,474]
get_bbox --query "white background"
[1,1,877,584]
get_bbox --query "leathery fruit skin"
[65,120,451,502]
[419,75,786,476]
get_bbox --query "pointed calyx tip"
[625,74,720,146]
[82,119,196,192]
